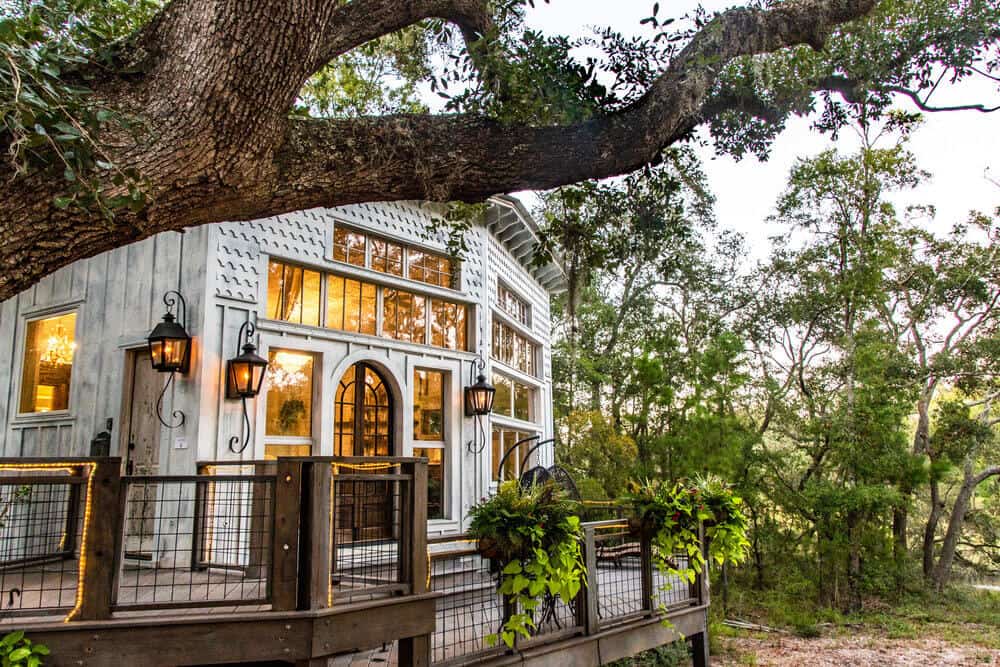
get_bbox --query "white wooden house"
[0,196,565,536]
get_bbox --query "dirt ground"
[715,633,1000,666]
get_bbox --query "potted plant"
[467,481,586,647]
[624,477,750,596]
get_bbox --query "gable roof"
[486,196,568,294]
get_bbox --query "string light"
[0,462,96,623]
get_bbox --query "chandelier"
[41,328,76,366]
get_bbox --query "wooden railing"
[426,519,706,665]
[0,456,428,623]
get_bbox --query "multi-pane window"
[327,275,377,335]
[333,227,366,266]
[492,373,535,422]
[409,249,454,288]
[491,427,536,481]
[498,283,530,326]
[371,237,404,276]
[266,259,467,351]
[491,320,536,376]
[413,369,446,520]
[19,312,76,413]
[331,225,458,289]
[267,260,321,326]
[382,290,427,344]
[431,300,467,350]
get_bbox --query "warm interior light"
[41,327,76,366]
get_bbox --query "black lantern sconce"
[147,290,192,428]
[464,354,495,453]
[226,321,268,453]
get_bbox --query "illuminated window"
[431,300,466,350]
[409,248,454,288]
[333,227,366,266]
[382,289,427,344]
[492,373,535,422]
[498,284,530,326]
[492,428,536,481]
[265,350,314,438]
[491,320,535,376]
[266,256,466,351]
[371,237,404,276]
[267,260,321,326]
[327,275,377,335]
[414,368,446,520]
[20,312,76,413]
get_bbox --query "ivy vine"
[467,481,586,647]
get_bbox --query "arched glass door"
[334,363,393,457]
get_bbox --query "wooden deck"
[0,457,710,666]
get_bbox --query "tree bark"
[0,0,879,300]
[931,464,1000,590]
[922,476,944,579]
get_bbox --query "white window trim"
[260,345,320,455]
[13,308,80,420]
[497,280,532,328]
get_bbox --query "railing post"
[303,461,333,610]
[272,459,304,611]
[246,462,275,579]
[580,524,600,636]
[74,458,123,621]
[402,460,428,594]
[640,531,655,615]
[398,459,430,666]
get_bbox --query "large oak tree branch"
[0,0,878,301]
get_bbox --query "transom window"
[267,261,321,326]
[498,283,530,326]
[266,259,468,351]
[413,369,446,520]
[492,320,536,376]
[20,312,77,413]
[331,224,458,289]
[492,373,535,423]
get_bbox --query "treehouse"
[0,198,709,666]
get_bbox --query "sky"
[519,0,1000,261]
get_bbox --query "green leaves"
[1,630,49,666]
[468,481,587,647]
[1,0,153,221]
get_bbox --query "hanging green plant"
[467,481,586,648]
[624,475,750,608]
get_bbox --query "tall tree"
[1,0,998,298]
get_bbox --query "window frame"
[331,223,460,291]
[16,308,79,418]
[265,257,471,352]
[497,281,531,327]
[412,367,449,521]
[490,371,539,426]
[262,347,318,447]
[490,315,539,378]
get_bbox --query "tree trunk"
[922,476,944,579]
[931,464,1000,590]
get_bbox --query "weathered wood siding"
[0,230,210,459]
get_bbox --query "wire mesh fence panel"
[593,527,645,628]
[429,546,505,664]
[114,475,274,611]
[331,473,407,603]
[653,553,698,610]
[0,469,87,620]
